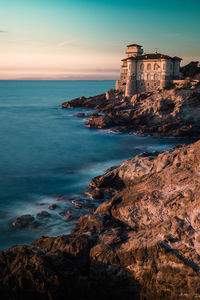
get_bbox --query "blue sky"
[0,0,199,79]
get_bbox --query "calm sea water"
[0,80,192,250]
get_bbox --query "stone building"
[116,44,182,97]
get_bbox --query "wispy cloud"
[58,39,77,48]
[0,30,6,33]
[166,33,183,39]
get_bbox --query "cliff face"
[89,140,200,299]
[62,86,200,137]
[1,140,200,299]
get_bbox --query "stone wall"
[136,80,161,93]
[119,56,181,97]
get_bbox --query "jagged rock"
[60,209,77,220]
[12,214,37,229]
[86,115,113,128]
[106,88,116,100]
[1,140,200,299]
[87,112,100,117]
[106,165,119,173]
[62,87,200,137]
[49,203,57,210]
[72,200,82,209]
[85,188,104,200]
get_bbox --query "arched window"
[141,74,144,80]
[147,74,151,80]
[154,63,159,70]
[154,74,158,80]
[140,63,144,71]
[163,63,166,71]
[147,63,151,71]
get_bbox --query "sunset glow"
[0,0,199,79]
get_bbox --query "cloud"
[58,39,77,48]
[0,30,6,33]
[166,33,183,39]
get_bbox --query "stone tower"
[125,44,143,58]
[116,43,182,98]
[125,45,144,97]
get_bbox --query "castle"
[116,44,182,97]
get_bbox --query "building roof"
[172,56,182,61]
[122,53,182,61]
[126,44,142,48]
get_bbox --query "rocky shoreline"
[62,86,200,137]
[1,87,200,299]
[0,139,200,299]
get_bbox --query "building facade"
[116,44,182,97]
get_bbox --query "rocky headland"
[1,139,200,299]
[62,85,200,137]
[1,85,200,299]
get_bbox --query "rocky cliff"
[1,140,200,299]
[62,86,200,137]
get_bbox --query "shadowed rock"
[12,215,39,229]
[1,140,200,299]
[62,87,200,137]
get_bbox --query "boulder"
[12,214,36,229]
[48,203,57,210]
[36,211,51,219]
[86,115,113,128]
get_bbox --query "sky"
[0,0,199,80]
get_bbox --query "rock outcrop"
[1,140,200,299]
[181,61,200,80]
[62,86,200,137]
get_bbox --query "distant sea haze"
[0,80,192,250]
[0,69,120,80]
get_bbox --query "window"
[154,83,157,86]
[147,74,151,80]
[154,74,158,80]
[154,63,159,70]
[140,63,144,71]
[147,63,151,71]
[163,63,166,71]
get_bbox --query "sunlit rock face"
[62,86,200,137]
[89,140,200,299]
[0,140,200,299]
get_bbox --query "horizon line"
[0,79,118,81]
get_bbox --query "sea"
[0,80,193,250]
